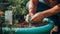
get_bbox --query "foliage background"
[7,0,29,15]
[1,0,29,26]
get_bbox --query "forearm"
[41,4,60,18]
[29,0,38,14]
[29,3,36,14]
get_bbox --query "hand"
[25,13,34,23]
[25,14,30,23]
[31,12,45,23]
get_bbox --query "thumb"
[31,16,36,22]
[25,14,29,23]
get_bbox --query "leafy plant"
[6,0,29,24]
[7,0,28,15]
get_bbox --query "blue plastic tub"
[2,18,54,34]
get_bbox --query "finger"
[25,15,29,22]
[31,18,39,22]
[31,17,36,22]
[31,16,37,21]
[33,18,43,23]
[25,19,28,23]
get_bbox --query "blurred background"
[0,0,29,27]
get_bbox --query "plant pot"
[2,18,54,34]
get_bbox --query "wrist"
[54,4,60,12]
[29,12,34,16]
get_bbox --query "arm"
[25,0,38,22]
[29,0,38,16]
[31,4,60,22]
[42,4,60,17]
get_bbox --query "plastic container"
[2,18,54,34]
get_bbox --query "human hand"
[31,12,45,23]
[25,13,34,23]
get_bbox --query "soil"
[17,21,48,28]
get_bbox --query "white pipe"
[5,11,12,25]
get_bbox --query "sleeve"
[57,0,60,4]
